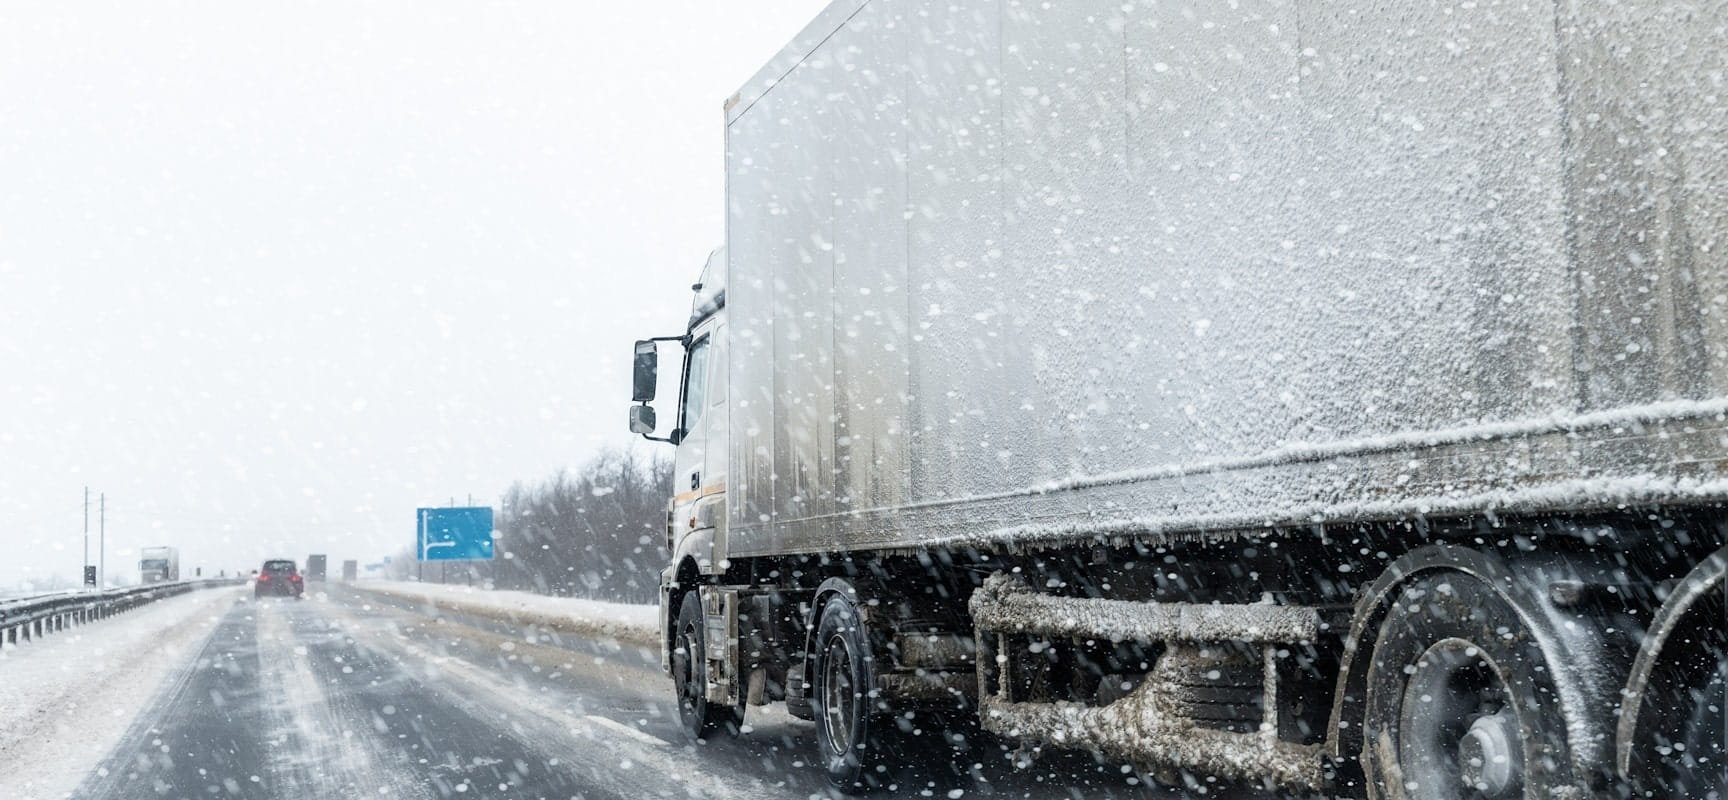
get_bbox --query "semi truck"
[138,546,179,584]
[629,2,1728,796]
[306,554,327,582]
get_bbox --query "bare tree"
[485,448,672,603]
[380,448,671,603]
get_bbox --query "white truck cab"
[630,249,731,671]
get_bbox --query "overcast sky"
[0,1,827,588]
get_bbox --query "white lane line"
[582,714,668,748]
[255,603,428,799]
[328,600,787,800]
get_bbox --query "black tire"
[672,591,743,739]
[1361,572,1580,799]
[811,595,895,793]
[1672,656,1728,799]
[1650,591,1728,798]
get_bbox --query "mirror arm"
[631,333,692,443]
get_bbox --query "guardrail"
[0,578,244,649]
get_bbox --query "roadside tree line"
[385,448,671,604]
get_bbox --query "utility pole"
[465,494,477,585]
[83,486,90,586]
[99,493,106,588]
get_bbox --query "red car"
[254,559,305,599]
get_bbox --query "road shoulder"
[0,586,240,800]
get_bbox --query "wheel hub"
[1459,709,1522,797]
[1397,637,1526,800]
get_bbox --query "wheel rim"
[1397,637,1525,799]
[821,633,856,756]
[676,620,702,722]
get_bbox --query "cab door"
[671,329,715,550]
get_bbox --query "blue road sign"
[417,507,495,561]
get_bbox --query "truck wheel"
[1652,600,1727,796]
[1361,572,1576,799]
[1671,656,1728,796]
[673,591,743,739]
[811,595,893,793]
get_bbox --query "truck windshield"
[139,559,169,570]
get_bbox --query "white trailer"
[630,2,1728,796]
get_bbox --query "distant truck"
[137,547,179,584]
[628,2,1728,797]
[305,554,327,582]
[341,560,357,582]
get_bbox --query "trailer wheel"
[811,594,893,793]
[673,591,743,739]
[1361,572,1576,799]
[1671,656,1728,796]
[1647,589,1727,796]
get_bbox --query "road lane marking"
[255,603,430,799]
[324,597,786,800]
[582,714,667,748]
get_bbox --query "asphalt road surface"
[68,586,1277,800]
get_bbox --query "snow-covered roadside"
[352,581,658,648]
[0,585,241,800]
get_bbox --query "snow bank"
[352,581,657,649]
[0,585,240,800]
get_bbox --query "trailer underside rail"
[970,574,1327,789]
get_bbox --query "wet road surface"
[71,586,1278,799]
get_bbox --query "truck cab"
[138,546,179,583]
[629,250,734,698]
[631,249,728,574]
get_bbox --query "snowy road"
[3,586,1277,800]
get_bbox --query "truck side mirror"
[633,340,658,402]
[629,403,657,435]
